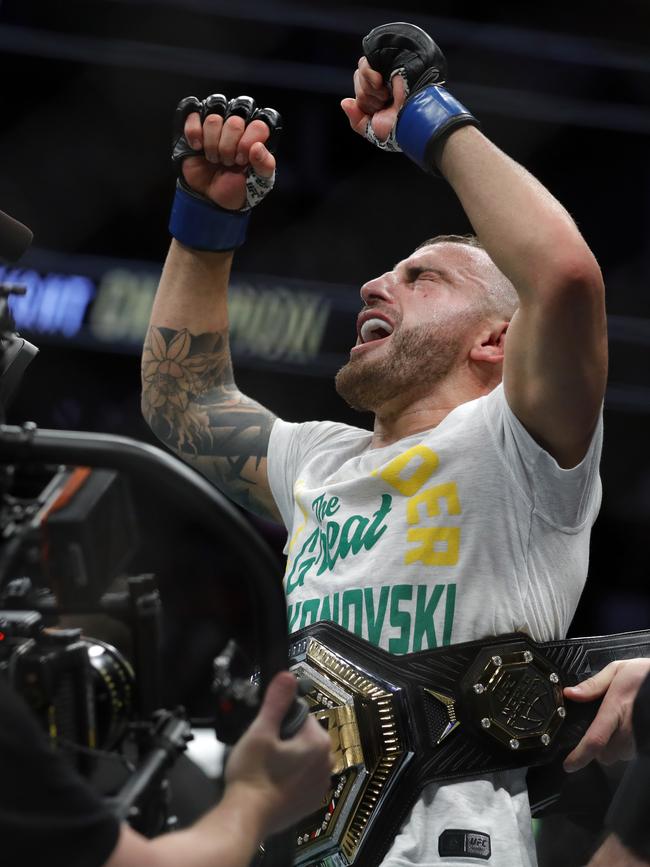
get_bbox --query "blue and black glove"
[169,94,282,251]
[362,22,478,173]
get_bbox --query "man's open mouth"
[358,317,394,344]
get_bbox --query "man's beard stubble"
[334,319,467,413]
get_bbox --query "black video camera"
[0,206,293,855]
[0,209,198,836]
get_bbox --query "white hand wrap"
[244,168,276,211]
[362,69,410,153]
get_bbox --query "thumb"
[249,141,276,179]
[255,671,297,735]
[340,98,368,136]
[564,663,619,703]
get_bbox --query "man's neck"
[369,375,496,449]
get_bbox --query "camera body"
[0,608,131,775]
[0,463,194,835]
[0,454,142,761]
[0,220,293,846]
[0,214,228,837]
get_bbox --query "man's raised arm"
[343,24,607,468]
[436,127,607,469]
[141,95,282,521]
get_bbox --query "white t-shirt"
[267,384,602,867]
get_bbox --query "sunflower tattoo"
[142,327,224,450]
[141,324,277,516]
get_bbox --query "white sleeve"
[483,384,603,531]
[267,418,348,533]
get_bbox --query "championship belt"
[284,621,650,867]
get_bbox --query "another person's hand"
[563,659,650,772]
[179,100,276,212]
[587,832,650,866]
[224,671,333,836]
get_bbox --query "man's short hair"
[415,233,484,251]
[414,234,518,320]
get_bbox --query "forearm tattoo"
[142,326,277,518]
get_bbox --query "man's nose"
[360,272,394,305]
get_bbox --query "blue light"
[1,267,96,338]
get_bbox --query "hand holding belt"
[281,621,650,867]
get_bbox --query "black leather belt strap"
[285,622,650,867]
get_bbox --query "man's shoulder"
[273,416,371,445]
[430,384,505,436]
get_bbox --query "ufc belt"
[285,621,650,867]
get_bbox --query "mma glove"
[362,22,478,174]
[169,94,282,251]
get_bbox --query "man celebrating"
[142,23,607,867]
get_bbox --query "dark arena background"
[0,1,649,863]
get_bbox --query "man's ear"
[469,321,508,365]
